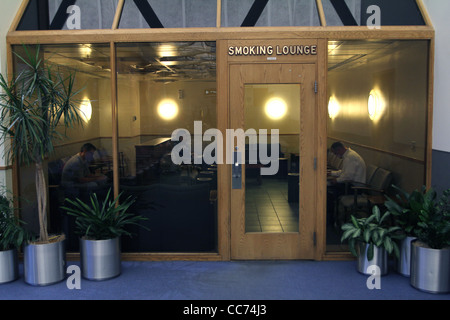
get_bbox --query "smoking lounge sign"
[228,44,317,58]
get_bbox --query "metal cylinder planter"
[410,240,450,294]
[356,242,388,276]
[397,236,416,277]
[0,249,19,284]
[24,239,66,286]
[80,237,121,281]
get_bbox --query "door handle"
[232,150,242,189]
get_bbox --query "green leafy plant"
[62,189,148,241]
[0,45,84,243]
[341,206,404,260]
[385,185,450,249]
[0,194,28,251]
[384,185,435,237]
[415,188,450,249]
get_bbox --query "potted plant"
[341,206,404,275]
[0,45,84,286]
[62,189,147,281]
[0,194,27,284]
[410,188,450,293]
[384,185,431,276]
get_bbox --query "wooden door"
[230,63,317,260]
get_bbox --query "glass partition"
[119,0,217,28]
[322,0,425,27]
[326,40,429,252]
[12,44,112,252]
[116,42,218,253]
[221,0,320,27]
[17,0,118,30]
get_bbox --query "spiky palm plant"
[0,45,84,243]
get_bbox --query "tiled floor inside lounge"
[244,176,348,252]
[245,177,299,233]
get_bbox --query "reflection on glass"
[244,84,300,233]
[18,0,117,30]
[116,42,218,253]
[120,0,217,28]
[13,44,112,252]
[321,0,425,27]
[221,0,320,27]
[326,40,429,252]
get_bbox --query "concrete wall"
[422,0,450,194]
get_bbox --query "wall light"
[79,99,92,123]
[158,99,179,120]
[368,90,383,121]
[328,96,340,119]
[265,97,287,120]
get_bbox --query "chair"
[338,166,393,219]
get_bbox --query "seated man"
[327,142,366,226]
[61,143,107,190]
[328,141,366,186]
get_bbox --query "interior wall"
[139,80,217,136]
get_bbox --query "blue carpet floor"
[1,260,449,301]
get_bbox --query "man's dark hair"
[331,141,345,151]
[80,143,97,153]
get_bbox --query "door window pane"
[244,84,300,233]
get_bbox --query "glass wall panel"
[326,40,429,252]
[17,0,118,30]
[116,42,218,253]
[222,0,320,27]
[322,0,425,27]
[119,0,217,28]
[13,44,112,252]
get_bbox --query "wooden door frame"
[219,39,328,261]
[228,63,317,260]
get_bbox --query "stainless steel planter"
[0,249,19,284]
[397,236,416,277]
[356,242,388,276]
[80,237,121,281]
[24,239,66,286]
[410,240,450,294]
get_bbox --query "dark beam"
[330,0,358,26]
[133,0,164,28]
[241,0,269,27]
[49,0,77,30]
[37,0,50,30]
